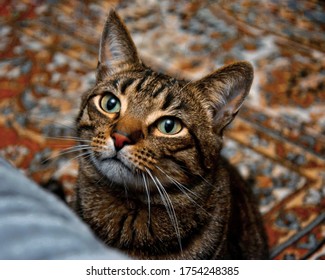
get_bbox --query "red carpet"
[0,0,324,259]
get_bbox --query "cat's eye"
[100,93,121,113]
[157,117,183,135]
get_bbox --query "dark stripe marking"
[164,155,192,176]
[152,84,167,97]
[120,78,136,94]
[114,214,128,246]
[174,103,188,111]
[77,124,94,134]
[112,78,120,89]
[188,130,208,173]
[161,91,175,110]
[167,143,195,154]
[135,76,149,92]
[135,69,153,92]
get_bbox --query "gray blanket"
[0,158,128,260]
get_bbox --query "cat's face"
[77,70,217,190]
[76,11,253,192]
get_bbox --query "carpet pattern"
[0,0,324,259]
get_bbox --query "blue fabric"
[0,158,128,260]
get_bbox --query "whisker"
[45,136,92,143]
[155,176,182,252]
[59,144,90,151]
[167,162,215,189]
[197,174,215,188]
[51,150,92,168]
[178,80,192,95]
[155,166,202,200]
[51,146,90,157]
[95,171,107,185]
[42,145,91,164]
[69,150,93,163]
[145,167,182,252]
[156,166,211,216]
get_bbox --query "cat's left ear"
[194,61,253,134]
[97,10,142,82]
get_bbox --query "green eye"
[157,118,183,135]
[100,93,121,113]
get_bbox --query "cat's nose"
[112,131,132,151]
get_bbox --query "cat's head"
[77,10,253,191]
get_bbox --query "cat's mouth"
[100,155,122,163]
[93,152,172,193]
[101,156,134,174]
[100,154,134,170]
[93,153,142,187]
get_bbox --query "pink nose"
[112,132,131,151]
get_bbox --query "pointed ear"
[194,62,253,134]
[97,10,142,82]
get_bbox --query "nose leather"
[112,132,132,151]
[111,116,144,151]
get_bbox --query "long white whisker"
[157,167,211,216]
[41,146,90,164]
[95,170,108,185]
[44,145,91,162]
[178,80,192,95]
[59,144,90,152]
[70,150,92,163]
[156,179,182,252]
[197,174,215,188]
[45,136,92,143]
[155,166,202,200]
[51,150,92,168]
[145,167,182,252]
[165,162,215,189]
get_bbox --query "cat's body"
[73,10,269,259]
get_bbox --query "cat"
[72,10,269,259]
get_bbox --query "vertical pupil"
[164,119,174,133]
[106,97,116,110]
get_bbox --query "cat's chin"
[92,155,142,188]
[90,154,176,194]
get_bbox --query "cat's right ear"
[97,10,142,82]
[193,61,253,135]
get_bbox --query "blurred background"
[0,0,324,259]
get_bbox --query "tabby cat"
[73,10,269,259]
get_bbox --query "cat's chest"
[79,183,214,253]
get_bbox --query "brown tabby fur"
[73,10,269,259]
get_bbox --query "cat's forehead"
[95,70,191,116]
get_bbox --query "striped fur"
[73,10,269,259]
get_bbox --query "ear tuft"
[97,10,142,82]
[194,61,253,134]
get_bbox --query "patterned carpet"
[0,0,324,259]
